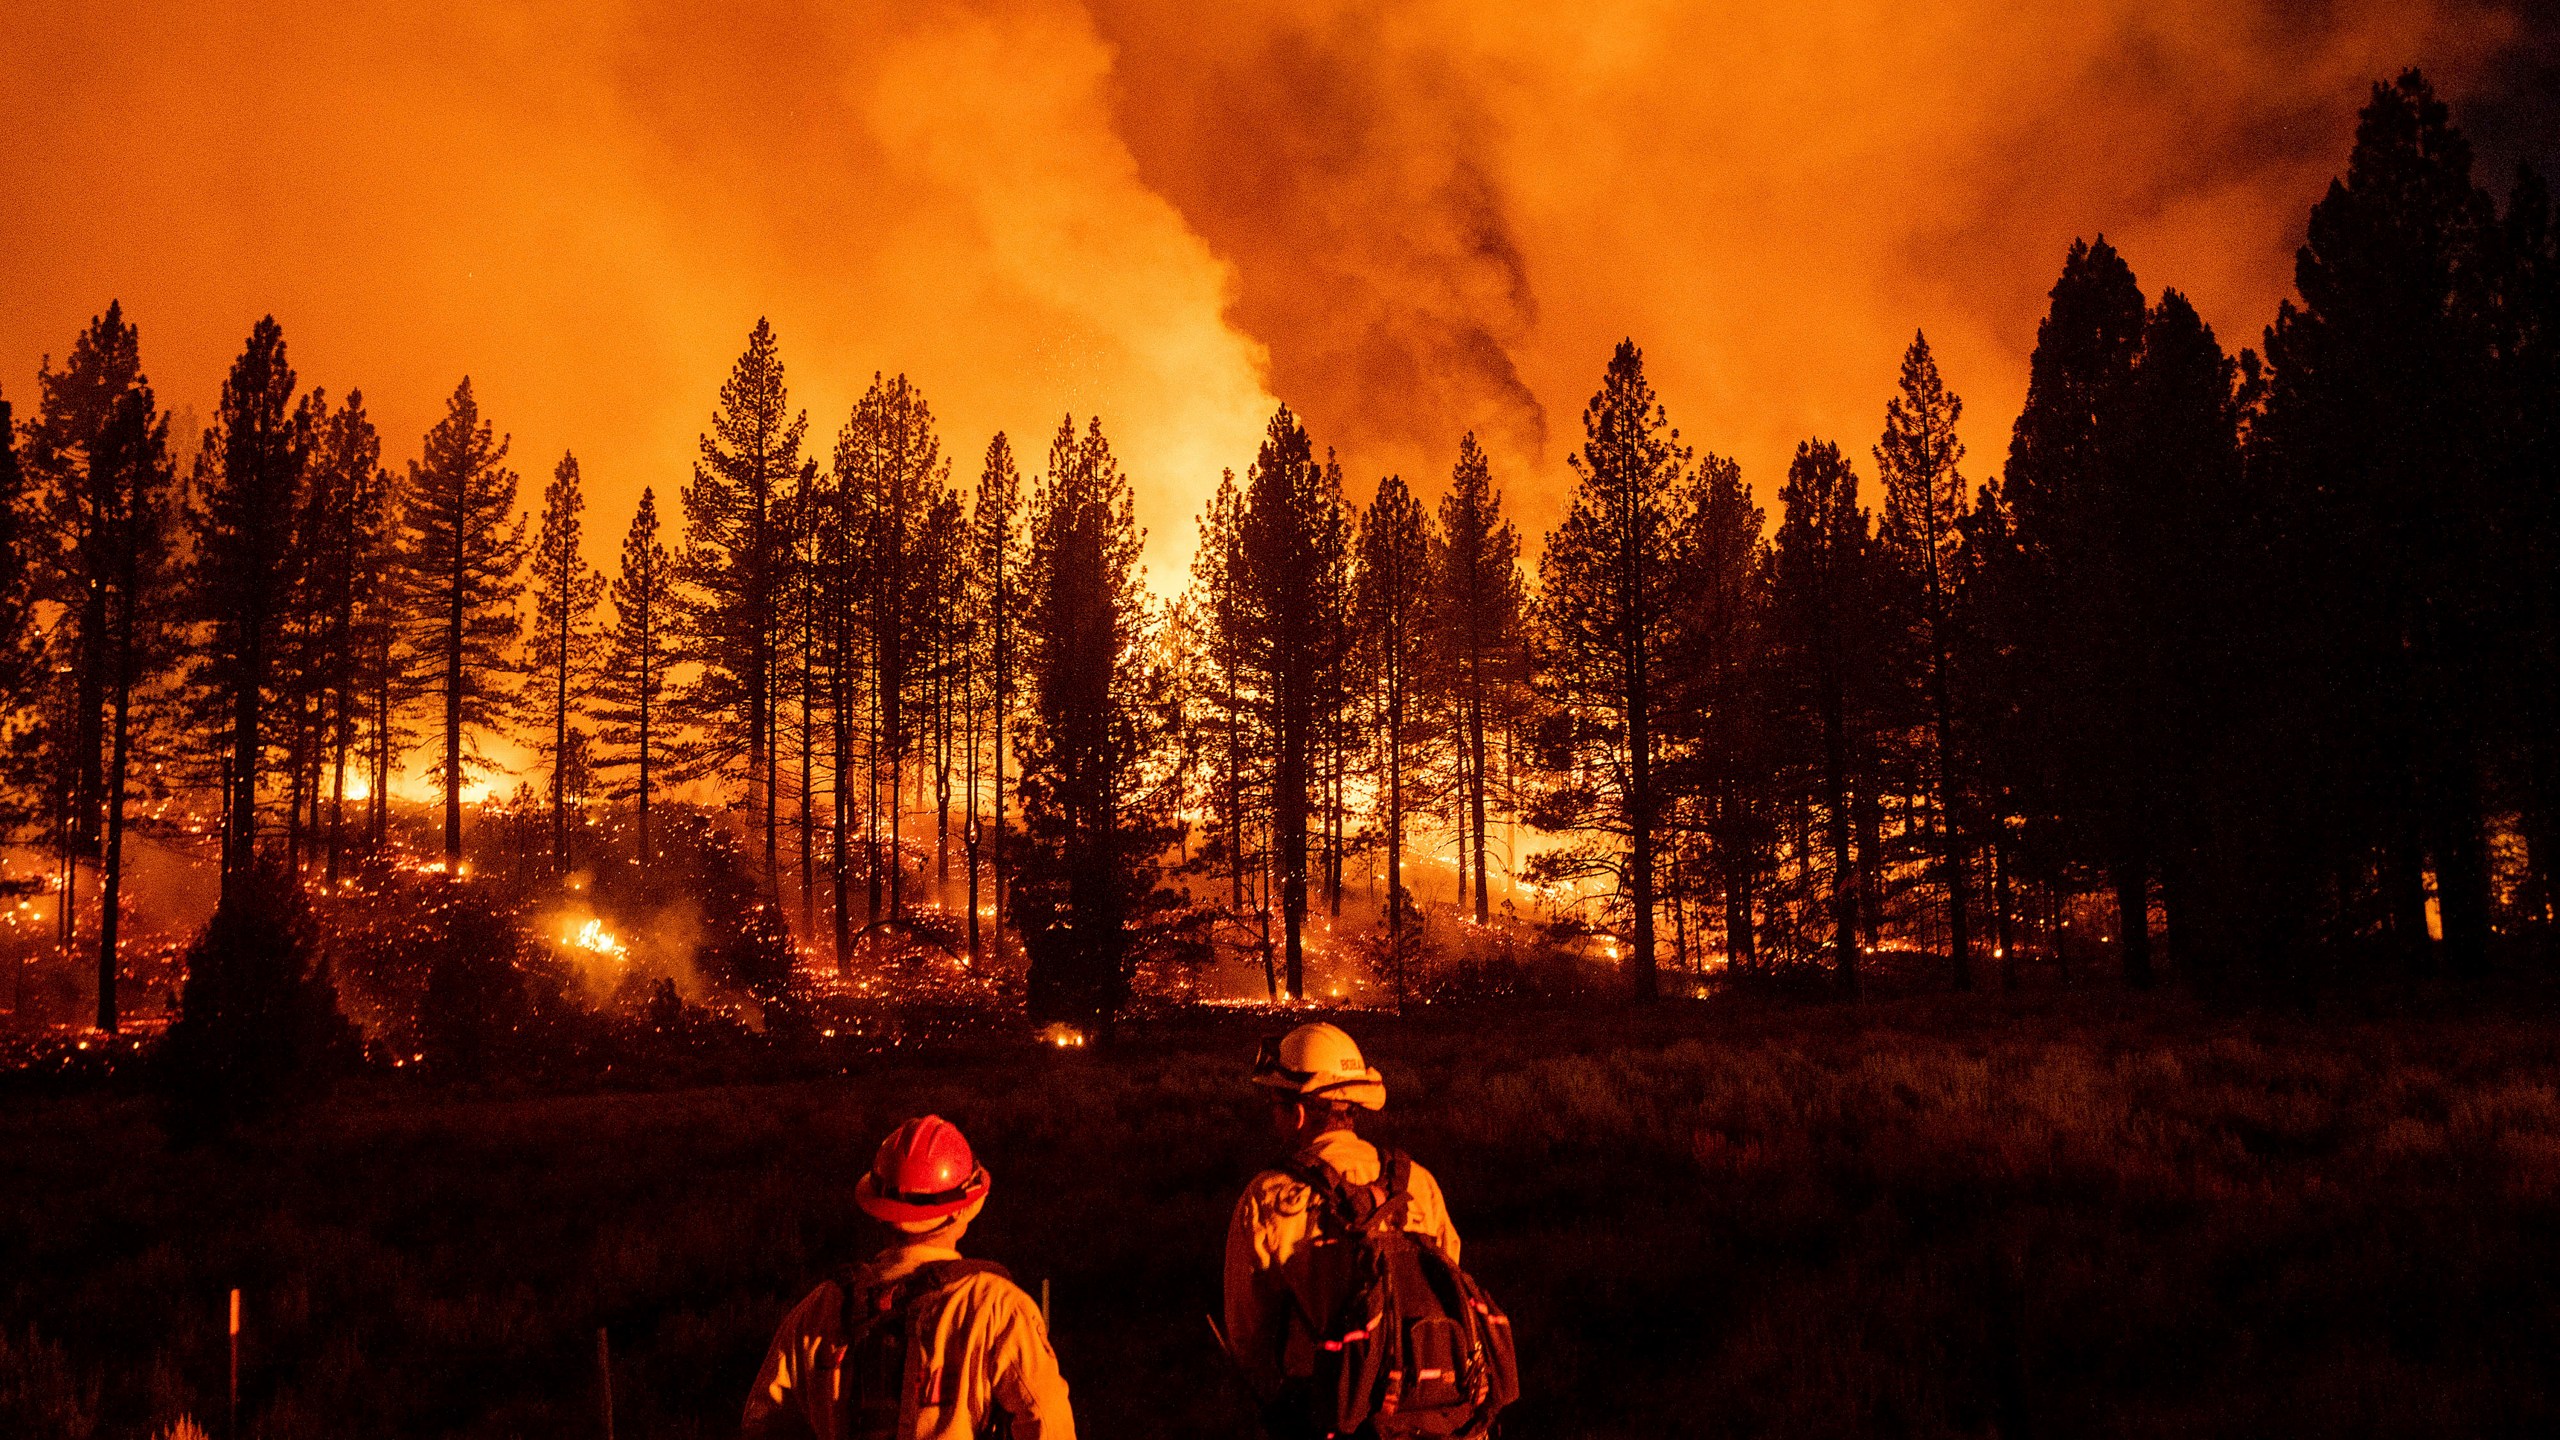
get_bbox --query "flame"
[1037,1022,1087,1049]
[566,917,627,960]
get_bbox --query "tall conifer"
[397,378,527,868]
[1529,340,1691,1000]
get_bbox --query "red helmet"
[856,1114,991,1224]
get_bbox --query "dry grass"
[6,987,2560,1437]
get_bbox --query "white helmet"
[1251,1022,1386,1111]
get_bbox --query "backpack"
[831,1258,1012,1440]
[1279,1149,1519,1440]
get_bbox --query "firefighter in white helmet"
[1221,1022,1462,1426]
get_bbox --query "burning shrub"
[155,863,359,1138]
[1410,920,1610,1005]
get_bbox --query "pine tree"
[185,317,309,905]
[1016,415,1179,1037]
[836,374,943,926]
[679,319,808,891]
[970,433,1025,960]
[1354,473,1434,994]
[783,458,824,937]
[2130,291,2246,974]
[1874,332,1976,990]
[1769,441,1870,990]
[29,305,179,1028]
[0,397,38,828]
[299,392,395,885]
[26,304,179,1027]
[2255,70,2502,974]
[2497,169,2560,933]
[1238,406,1353,999]
[1529,340,1692,1001]
[525,452,605,875]
[1185,469,1272,992]
[924,488,967,896]
[1665,452,1770,980]
[354,465,415,855]
[596,488,676,868]
[1997,238,2153,983]
[1430,434,1526,927]
[397,378,527,869]
[812,413,870,966]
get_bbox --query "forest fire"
[4,8,2560,1437]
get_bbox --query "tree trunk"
[553,634,570,876]
[2432,730,2493,978]
[1468,680,1492,924]
[1628,655,1658,1002]
[97,613,137,1034]
[225,632,265,905]
[800,656,815,939]
[1994,830,2018,992]
[1387,683,1404,1007]
[1822,685,1857,995]
[444,590,465,867]
[832,662,853,973]
[1279,712,1308,1001]
[1928,631,1971,990]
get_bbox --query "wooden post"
[1040,1278,1051,1329]
[597,1326,614,1440]
[228,1288,240,1440]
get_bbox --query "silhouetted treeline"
[4,68,2552,1038]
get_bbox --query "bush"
[154,864,357,1138]
[417,897,569,1081]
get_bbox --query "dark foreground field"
[8,989,2560,1438]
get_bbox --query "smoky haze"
[2,0,2551,579]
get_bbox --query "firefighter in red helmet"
[744,1115,1075,1439]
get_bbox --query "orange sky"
[3,0,2552,588]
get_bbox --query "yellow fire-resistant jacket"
[1221,1128,1462,1403]
[742,1242,1075,1440]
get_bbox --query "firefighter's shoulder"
[940,1266,1046,1331]
[1239,1165,1318,1219]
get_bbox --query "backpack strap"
[836,1258,1013,1337]
[1371,1150,1416,1233]
[1286,1148,1411,1234]
[1283,1152,1373,1232]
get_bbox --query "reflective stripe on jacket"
[743,1243,1075,1440]
[1220,1129,1461,1403]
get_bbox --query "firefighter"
[744,1114,1074,1440]
[1221,1022,1464,1424]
